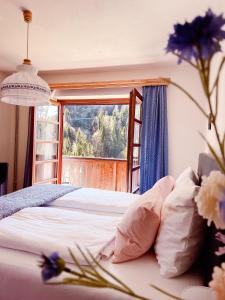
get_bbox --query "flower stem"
[150,284,183,300]
[210,56,225,95]
[197,59,225,171]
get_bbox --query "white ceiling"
[0,0,224,72]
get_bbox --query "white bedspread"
[51,187,139,215]
[0,206,120,264]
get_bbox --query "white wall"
[41,63,206,177]
[0,72,16,192]
[166,65,206,176]
[0,72,29,192]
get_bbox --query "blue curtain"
[140,86,168,193]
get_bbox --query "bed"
[0,153,217,300]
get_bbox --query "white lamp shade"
[0,64,51,106]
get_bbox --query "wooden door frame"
[32,106,60,185]
[57,103,64,184]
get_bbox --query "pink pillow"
[112,176,175,263]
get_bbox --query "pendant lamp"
[0,10,51,106]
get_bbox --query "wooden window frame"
[32,106,60,185]
[32,94,145,190]
[127,89,143,193]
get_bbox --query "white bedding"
[0,187,203,300]
[51,187,139,215]
[0,206,120,264]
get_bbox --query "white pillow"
[175,167,199,186]
[154,167,205,278]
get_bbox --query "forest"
[63,105,129,159]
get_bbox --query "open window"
[32,105,61,184]
[127,88,143,193]
[32,91,142,192]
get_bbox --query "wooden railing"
[62,156,127,192]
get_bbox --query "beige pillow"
[112,176,175,263]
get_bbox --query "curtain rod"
[49,78,170,90]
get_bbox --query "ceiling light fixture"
[0,9,51,106]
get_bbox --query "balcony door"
[127,88,143,193]
[32,105,62,184]
[32,92,142,192]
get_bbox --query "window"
[32,105,60,184]
[32,92,142,193]
[127,89,143,193]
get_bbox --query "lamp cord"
[26,22,29,60]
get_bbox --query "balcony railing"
[62,156,127,192]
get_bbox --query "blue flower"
[39,252,65,282]
[220,192,225,222]
[166,9,225,62]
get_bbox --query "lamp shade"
[0,64,51,106]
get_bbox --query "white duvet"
[0,206,120,264]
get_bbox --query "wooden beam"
[58,98,129,105]
[49,78,170,90]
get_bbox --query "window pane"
[36,143,58,161]
[134,122,141,144]
[63,104,128,159]
[132,168,140,192]
[36,122,58,141]
[36,106,58,122]
[135,102,141,120]
[133,147,140,167]
[35,162,57,182]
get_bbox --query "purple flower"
[166,9,225,62]
[39,252,65,282]
[220,195,225,221]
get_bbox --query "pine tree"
[63,122,76,155]
[72,128,93,157]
